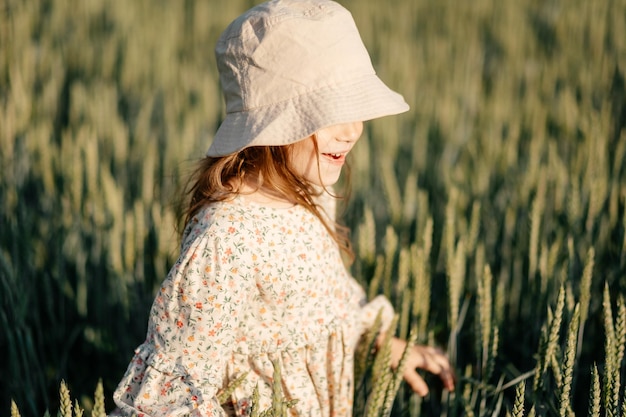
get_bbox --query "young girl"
[113,0,455,415]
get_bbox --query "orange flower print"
[195,302,203,309]
[176,320,184,328]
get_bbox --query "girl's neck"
[235,178,296,209]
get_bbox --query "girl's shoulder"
[181,195,308,241]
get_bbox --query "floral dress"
[113,193,394,417]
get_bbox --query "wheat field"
[1,0,625,415]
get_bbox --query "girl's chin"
[316,174,342,187]
[303,165,344,187]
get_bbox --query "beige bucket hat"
[207,0,409,157]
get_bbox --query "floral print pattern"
[113,194,394,416]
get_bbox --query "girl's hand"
[389,337,456,396]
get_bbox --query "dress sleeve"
[115,211,257,417]
[346,276,396,336]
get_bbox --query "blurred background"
[1,0,625,415]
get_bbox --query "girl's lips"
[322,152,347,164]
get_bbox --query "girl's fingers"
[403,368,430,396]
[412,346,449,373]
[440,368,456,391]
[391,338,457,393]
[409,345,457,392]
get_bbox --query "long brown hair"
[178,142,353,259]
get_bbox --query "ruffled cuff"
[113,345,229,417]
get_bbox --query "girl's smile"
[321,150,350,164]
[291,121,364,186]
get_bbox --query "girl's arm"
[116,215,257,417]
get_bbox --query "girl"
[113,0,455,415]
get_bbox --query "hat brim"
[206,73,409,157]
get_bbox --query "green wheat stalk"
[381,327,418,417]
[355,310,384,392]
[10,400,21,417]
[411,244,430,339]
[477,264,493,378]
[486,326,499,383]
[92,379,106,417]
[364,315,398,417]
[217,372,249,404]
[611,295,626,417]
[559,304,579,417]
[466,201,481,254]
[462,377,476,417]
[534,285,566,391]
[422,216,433,263]
[382,226,398,299]
[368,255,386,307]
[397,247,411,294]
[578,248,595,344]
[73,400,83,417]
[402,171,418,227]
[59,380,72,417]
[544,285,566,377]
[397,247,411,339]
[264,359,297,417]
[588,364,601,417]
[532,319,548,392]
[249,385,262,417]
[508,380,525,417]
[448,239,465,333]
[445,189,457,284]
[358,206,377,265]
[380,157,403,225]
[602,282,617,416]
[550,347,564,389]
[615,295,625,369]
[528,174,546,279]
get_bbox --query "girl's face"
[289,121,364,186]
